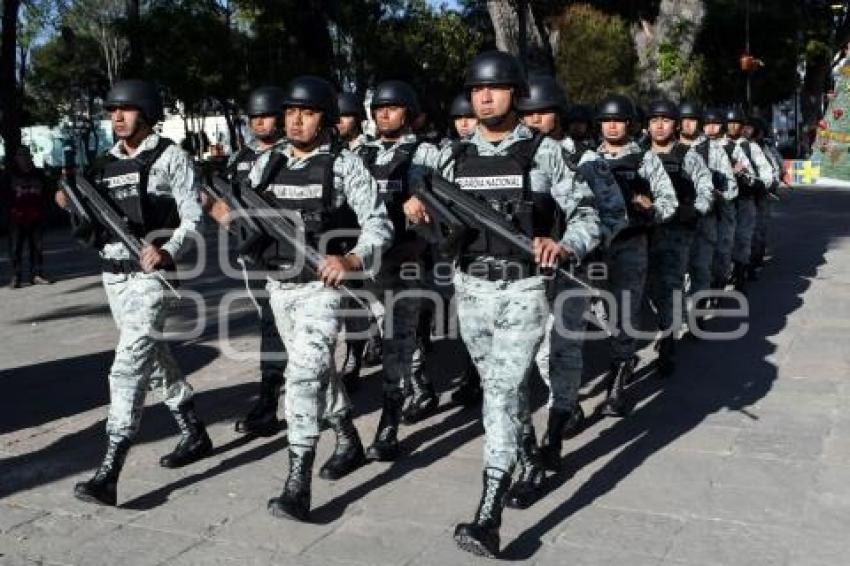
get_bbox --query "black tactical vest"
[90,138,178,244]
[358,141,421,245]
[227,146,259,193]
[253,149,358,268]
[451,133,556,262]
[606,151,653,228]
[656,143,698,226]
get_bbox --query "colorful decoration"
[815,60,850,182]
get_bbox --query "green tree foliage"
[554,3,637,104]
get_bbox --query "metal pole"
[746,0,751,108]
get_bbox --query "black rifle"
[201,174,267,252]
[61,174,181,298]
[417,172,593,291]
[411,185,472,256]
[238,186,370,308]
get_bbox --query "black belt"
[101,259,139,274]
[459,257,539,282]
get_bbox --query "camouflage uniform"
[530,137,626,415]
[647,144,714,333]
[711,139,740,286]
[685,135,737,296]
[99,133,201,440]
[225,140,288,393]
[598,142,678,363]
[357,134,441,396]
[438,124,600,473]
[249,141,393,454]
[752,140,782,263]
[728,138,773,265]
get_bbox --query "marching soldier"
[510,74,625,508]
[405,50,601,558]
[679,102,737,331]
[356,80,442,461]
[724,107,774,293]
[596,93,678,413]
[448,93,478,141]
[221,76,392,521]
[206,85,289,438]
[702,108,740,293]
[645,99,713,374]
[745,116,782,278]
[336,91,368,151]
[56,79,213,506]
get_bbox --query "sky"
[426,0,463,11]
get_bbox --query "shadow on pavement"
[500,187,850,560]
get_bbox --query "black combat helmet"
[104,79,164,124]
[702,107,724,125]
[370,80,421,117]
[647,98,680,120]
[245,86,286,117]
[725,106,747,124]
[596,93,635,122]
[282,76,338,125]
[337,92,364,117]
[464,50,527,96]
[449,93,474,118]
[516,74,569,115]
[679,101,703,121]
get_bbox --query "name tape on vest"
[267,184,324,200]
[455,175,524,190]
[105,172,141,189]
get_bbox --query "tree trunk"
[125,0,143,76]
[1,0,22,159]
[486,0,552,73]
[632,0,706,98]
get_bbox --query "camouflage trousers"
[732,198,757,264]
[647,223,696,332]
[103,271,192,440]
[713,199,737,285]
[751,197,772,261]
[266,280,350,453]
[605,232,649,362]
[369,264,426,394]
[530,274,591,412]
[688,213,718,298]
[454,270,548,473]
[259,295,286,386]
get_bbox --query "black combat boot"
[454,468,512,558]
[268,447,314,522]
[451,362,483,407]
[362,333,383,367]
[731,261,749,295]
[747,263,760,281]
[365,391,404,461]
[538,405,584,471]
[319,411,366,480]
[74,435,131,506]
[160,401,213,468]
[235,378,283,436]
[656,335,676,377]
[506,427,546,509]
[402,369,438,424]
[601,360,634,418]
[341,341,365,394]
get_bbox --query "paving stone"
[304,514,444,566]
[63,523,200,566]
[664,519,793,566]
